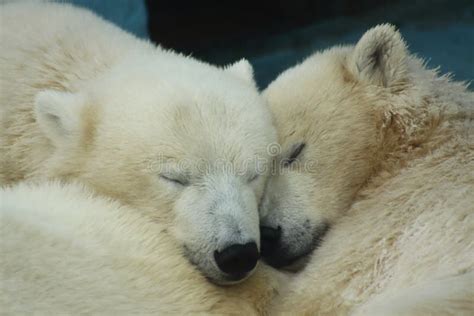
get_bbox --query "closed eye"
[282,142,305,167]
[160,174,189,186]
[248,173,260,183]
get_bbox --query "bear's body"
[262,25,474,314]
[1,2,277,284]
[0,181,280,314]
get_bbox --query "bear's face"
[260,25,410,269]
[34,58,277,284]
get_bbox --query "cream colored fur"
[0,1,277,283]
[0,181,282,314]
[263,24,474,315]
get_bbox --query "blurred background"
[71,0,472,89]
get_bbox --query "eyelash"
[283,143,305,167]
[160,174,189,186]
[248,174,260,183]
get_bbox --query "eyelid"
[160,173,189,186]
[283,142,306,167]
[248,173,260,183]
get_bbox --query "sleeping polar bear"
[0,181,282,315]
[260,25,474,314]
[0,1,277,285]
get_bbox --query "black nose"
[214,242,259,277]
[260,226,282,257]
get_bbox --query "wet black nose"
[260,226,282,257]
[214,242,259,277]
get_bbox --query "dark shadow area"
[146,0,473,88]
[69,0,473,89]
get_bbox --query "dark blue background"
[70,0,473,89]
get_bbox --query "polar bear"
[0,2,277,284]
[260,25,474,314]
[0,181,283,314]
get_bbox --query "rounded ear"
[225,59,257,87]
[349,24,408,88]
[34,90,84,146]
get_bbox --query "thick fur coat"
[262,25,474,315]
[0,181,281,314]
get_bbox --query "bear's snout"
[260,225,282,257]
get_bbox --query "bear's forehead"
[93,100,272,159]
[93,73,262,117]
[266,48,381,150]
[267,53,351,104]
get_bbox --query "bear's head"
[33,56,277,284]
[260,25,438,269]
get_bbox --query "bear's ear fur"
[225,59,256,86]
[349,24,408,88]
[34,90,84,146]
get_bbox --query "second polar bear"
[261,25,474,314]
[0,2,277,284]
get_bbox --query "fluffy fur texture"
[0,1,277,283]
[262,24,474,314]
[0,181,283,314]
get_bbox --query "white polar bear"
[0,2,277,284]
[260,25,474,314]
[0,181,282,314]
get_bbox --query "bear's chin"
[262,248,312,272]
[205,272,253,286]
[261,222,330,272]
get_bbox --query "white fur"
[0,181,282,314]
